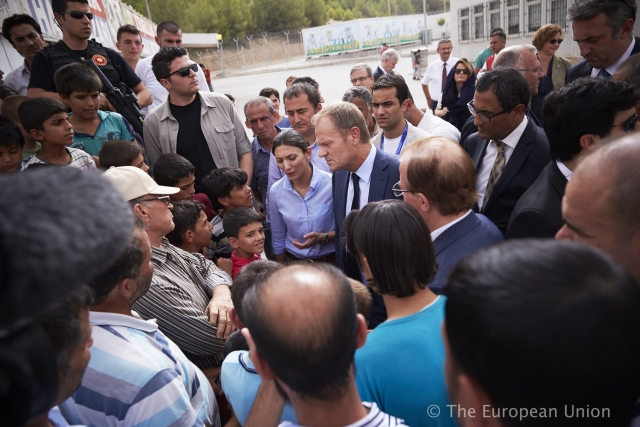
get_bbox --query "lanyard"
[380,122,409,155]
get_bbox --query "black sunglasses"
[454,69,470,75]
[164,63,198,79]
[61,10,93,20]
[611,113,638,133]
[549,38,563,44]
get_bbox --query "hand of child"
[216,257,233,277]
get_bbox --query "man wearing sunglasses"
[135,21,211,115]
[566,0,639,82]
[28,0,151,110]
[509,78,639,239]
[144,46,253,194]
[461,67,549,235]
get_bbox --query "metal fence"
[191,30,305,73]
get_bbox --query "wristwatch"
[322,232,329,244]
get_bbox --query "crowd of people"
[1,0,640,426]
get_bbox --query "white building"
[448,0,640,64]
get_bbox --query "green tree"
[128,0,187,25]
[333,5,345,20]
[182,0,218,33]
[353,0,378,18]
[251,0,308,32]
[343,9,354,20]
[305,0,326,27]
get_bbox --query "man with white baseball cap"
[103,166,236,379]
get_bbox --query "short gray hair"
[350,63,372,77]
[567,0,636,38]
[438,39,452,48]
[243,96,274,117]
[312,102,370,143]
[381,48,400,62]
[342,86,372,109]
[494,44,538,69]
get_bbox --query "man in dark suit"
[398,136,503,293]
[373,48,399,81]
[314,101,401,327]
[462,67,550,235]
[460,45,543,143]
[566,0,638,82]
[507,78,640,238]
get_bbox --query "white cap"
[103,166,179,201]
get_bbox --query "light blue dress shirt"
[269,165,335,259]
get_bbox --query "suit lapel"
[433,213,479,255]
[547,161,568,199]
[368,149,389,203]
[472,138,490,170]
[483,121,535,212]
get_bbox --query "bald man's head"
[242,263,359,400]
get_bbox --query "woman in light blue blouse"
[269,129,335,262]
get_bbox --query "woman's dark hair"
[272,128,309,155]
[345,200,437,297]
[440,59,476,127]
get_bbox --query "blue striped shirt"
[59,312,219,427]
[279,402,407,427]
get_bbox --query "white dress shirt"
[591,38,636,78]
[430,210,472,241]
[421,57,459,103]
[417,108,461,142]
[4,60,30,96]
[346,145,377,217]
[136,55,210,115]
[476,117,529,208]
[556,160,573,181]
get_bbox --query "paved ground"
[211,45,441,128]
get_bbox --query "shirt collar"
[252,125,282,153]
[430,210,472,241]
[151,237,170,264]
[354,144,376,184]
[594,37,636,76]
[22,60,31,75]
[89,311,158,332]
[499,116,529,150]
[556,160,573,181]
[160,93,204,121]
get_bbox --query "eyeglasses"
[350,76,371,84]
[516,66,543,74]
[454,69,470,75]
[549,38,563,44]
[61,11,93,20]
[164,63,198,79]
[144,195,172,206]
[611,113,638,133]
[392,181,412,198]
[467,101,508,124]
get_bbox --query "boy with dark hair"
[1,95,40,157]
[259,86,289,128]
[202,167,253,247]
[153,153,196,201]
[54,63,135,161]
[116,24,144,71]
[166,200,213,254]
[98,140,147,171]
[222,207,264,279]
[0,115,25,174]
[18,98,96,170]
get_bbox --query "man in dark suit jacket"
[462,67,550,235]
[373,48,399,82]
[507,78,640,238]
[398,137,503,294]
[566,0,638,82]
[315,101,401,327]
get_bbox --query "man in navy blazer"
[507,78,640,238]
[314,101,401,328]
[462,68,550,235]
[566,0,638,83]
[399,136,503,294]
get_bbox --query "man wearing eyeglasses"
[462,67,549,235]
[104,165,235,375]
[349,63,375,93]
[144,46,253,194]
[508,78,639,239]
[27,0,152,110]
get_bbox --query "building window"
[527,0,542,33]
[460,8,470,41]
[474,4,485,39]
[489,1,501,33]
[506,0,520,35]
[550,0,568,27]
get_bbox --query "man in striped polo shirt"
[241,263,407,427]
[60,218,220,426]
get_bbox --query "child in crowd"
[0,115,25,174]
[18,98,96,170]
[98,140,148,171]
[222,207,264,279]
[1,95,40,158]
[53,63,135,163]
[166,200,213,255]
[201,167,254,250]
